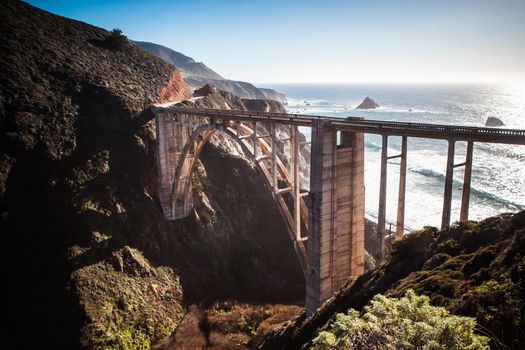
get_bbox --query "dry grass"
[161,302,303,350]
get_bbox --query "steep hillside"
[0,1,303,349]
[257,211,525,349]
[185,76,287,102]
[132,41,224,80]
[133,41,286,102]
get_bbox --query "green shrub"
[93,327,151,350]
[311,290,488,350]
[461,272,522,324]
[105,28,127,50]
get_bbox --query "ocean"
[262,83,525,231]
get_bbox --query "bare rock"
[485,116,505,127]
[356,97,380,109]
[193,83,219,97]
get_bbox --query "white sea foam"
[276,83,525,230]
[410,167,444,179]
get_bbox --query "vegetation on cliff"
[0,0,187,347]
[258,211,525,349]
[311,290,488,350]
[159,302,302,349]
[1,1,303,348]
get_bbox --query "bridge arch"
[169,120,308,272]
[155,108,367,315]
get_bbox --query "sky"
[26,0,525,84]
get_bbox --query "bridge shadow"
[171,142,306,305]
[65,139,306,307]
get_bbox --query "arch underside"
[155,108,367,316]
[170,117,309,272]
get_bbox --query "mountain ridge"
[132,40,224,80]
[133,40,286,102]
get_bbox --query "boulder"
[193,83,218,97]
[485,116,505,127]
[356,97,380,109]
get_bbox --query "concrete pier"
[306,121,365,315]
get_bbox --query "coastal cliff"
[133,41,287,102]
[0,1,302,348]
[257,211,525,349]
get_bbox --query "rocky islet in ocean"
[356,96,380,109]
[485,116,505,127]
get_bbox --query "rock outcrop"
[0,1,303,349]
[185,76,287,102]
[356,96,380,109]
[133,41,287,102]
[485,116,505,127]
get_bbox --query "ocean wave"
[286,98,331,107]
[409,166,523,209]
[365,141,382,151]
[410,167,445,179]
[364,140,405,155]
[469,185,524,210]
[358,105,448,115]
[475,143,525,161]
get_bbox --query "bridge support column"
[306,120,365,316]
[377,134,388,260]
[156,110,178,220]
[396,136,407,238]
[442,140,456,230]
[460,141,473,222]
[291,125,301,240]
[156,111,193,220]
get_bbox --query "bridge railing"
[163,107,525,144]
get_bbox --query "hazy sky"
[26,0,525,84]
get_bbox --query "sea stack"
[485,116,505,127]
[356,97,380,109]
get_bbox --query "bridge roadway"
[155,106,525,315]
[172,107,525,145]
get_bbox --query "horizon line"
[253,80,525,85]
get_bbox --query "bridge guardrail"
[161,107,525,144]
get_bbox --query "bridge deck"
[160,107,525,145]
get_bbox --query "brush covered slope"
[257,211,525,349]
[1,1,304,348]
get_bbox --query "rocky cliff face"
[0,1,303,349]
[133,41,287,102]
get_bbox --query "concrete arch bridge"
[154,106,525,315]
